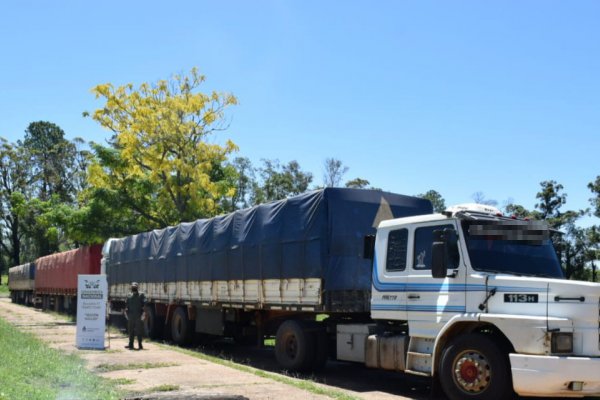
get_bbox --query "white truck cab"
[369,204,600,399]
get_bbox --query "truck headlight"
[551,332,573,354]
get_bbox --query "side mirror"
[363,235,375,260]
[431,229,458,278]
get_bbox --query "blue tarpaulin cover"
[106,188,432,307]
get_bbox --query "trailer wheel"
[170,307,192,345]
[144,305,163,339]
[439,333,512,400]
[275,320,315,371]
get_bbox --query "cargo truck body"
[8,262,35,305]
[35,245,102,312]
[104,188,430,342]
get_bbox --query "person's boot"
[138,339,143,350]
[125,340,134,350]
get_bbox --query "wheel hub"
[459,360,479,383]
[453,350,491,394]
[285,336,298,358]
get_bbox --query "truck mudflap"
[510,354,600,397]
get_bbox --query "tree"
[417,190,446,213]
[323,158,349,187]
[23,121,77,203]
[85,68,238,229]
[586,226,600,282]
[18,122,89,256]
[0,139,31,266]
[471,191,498,206]
[533,180,585,279]
[588,175,600,218]
[223,157,255,211]
[345,178,371,189]
[504,203,537,219]
[252,159,313,204]
[586,177,600,281]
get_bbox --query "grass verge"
[110,378,136,385]
[0,274,8,297]
[95,362,178,372]
[156,343,360,400]
[149,384,180,392]
[0,316,122,400]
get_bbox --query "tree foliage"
[0,122,89,267]
[85,68,238,229]
[19,122,87,256]
[252,159,313,204]
[504,203,536,219]
[417,190,446,213]
[345,178,371,189]
[23,121,77,202]
[471,191,498,206]
[0,140,30,266]
[588,175,600,218]
[323,158,349,187]
[505,180,592,280]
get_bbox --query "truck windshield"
[461,220,564,279]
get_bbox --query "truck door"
[371,227,409,321]
[406,221,466,337]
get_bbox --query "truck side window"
[386,229,408,271]
[413,224,455,270]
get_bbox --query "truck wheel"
[144,305,156,339]
[170,307,192,345]
[275,320,315,372]
[439,333,512,400]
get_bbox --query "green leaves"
[417,190,446,213]
[588,175,600,218]
[85,68,239,230]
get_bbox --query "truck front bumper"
[510,354,600,397]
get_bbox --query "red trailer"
[35,245,102,312]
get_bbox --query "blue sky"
[1,1,598,224]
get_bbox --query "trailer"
[8,262,36,305]
[104,188,430,343]
[35,245,102,312]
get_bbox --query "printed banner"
[76,274,107,349]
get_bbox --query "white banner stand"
[76,274,107,349]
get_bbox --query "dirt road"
[0,298,425,400]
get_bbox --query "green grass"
[157,343,360,400]
[95,362,178,373]
[149,384,180,392]
[109,378,136,385]
[0,317,122,400]
[0,274,8,297]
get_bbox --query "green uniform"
[126,291,145,348]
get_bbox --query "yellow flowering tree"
[85,68,238,229]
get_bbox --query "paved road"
[0,298,428,400]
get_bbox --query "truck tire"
[275,320,315,372]
[144,305,160,339]
[439,333,512,400]
[170,307,192,345]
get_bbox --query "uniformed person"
[125,282,145,350]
